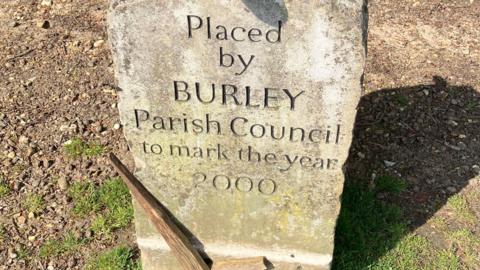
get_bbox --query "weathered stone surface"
[108,1,367,269]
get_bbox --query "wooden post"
[109,153,269,270]
[109,153,210,270]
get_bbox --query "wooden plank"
[109,153,210,270]
[110,153,269,270]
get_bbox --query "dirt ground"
[0,0,479,269]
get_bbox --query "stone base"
[137,237,332,270]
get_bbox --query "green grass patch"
[69,178,133,236]
[91,205,133,236]
[333,181,461,270]
[448,229,480,267]
[17,244,31,260]
[434,250,461,270]
[430,216,448,231]
[0,181,10,198]
[64,138,103,158]
[466,101,479,111]
[92,178,134,236]
[374,235,432,269]
[374,235,460,270]
[85,246,141,270]
[39,233,87,259]
[24,193,45,213]
[375,175,408,194]
[333,182,406,269]
[394,93,409,106]
[447,194,476,223]
[69,182,101,216]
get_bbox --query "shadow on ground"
[332,77,480,269]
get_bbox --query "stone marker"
[108,1,367,269]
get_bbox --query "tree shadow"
[333,76,480,269]
[241,0,288,26]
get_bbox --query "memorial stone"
[108,1,367,269]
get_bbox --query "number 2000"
[192,172,277,195]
